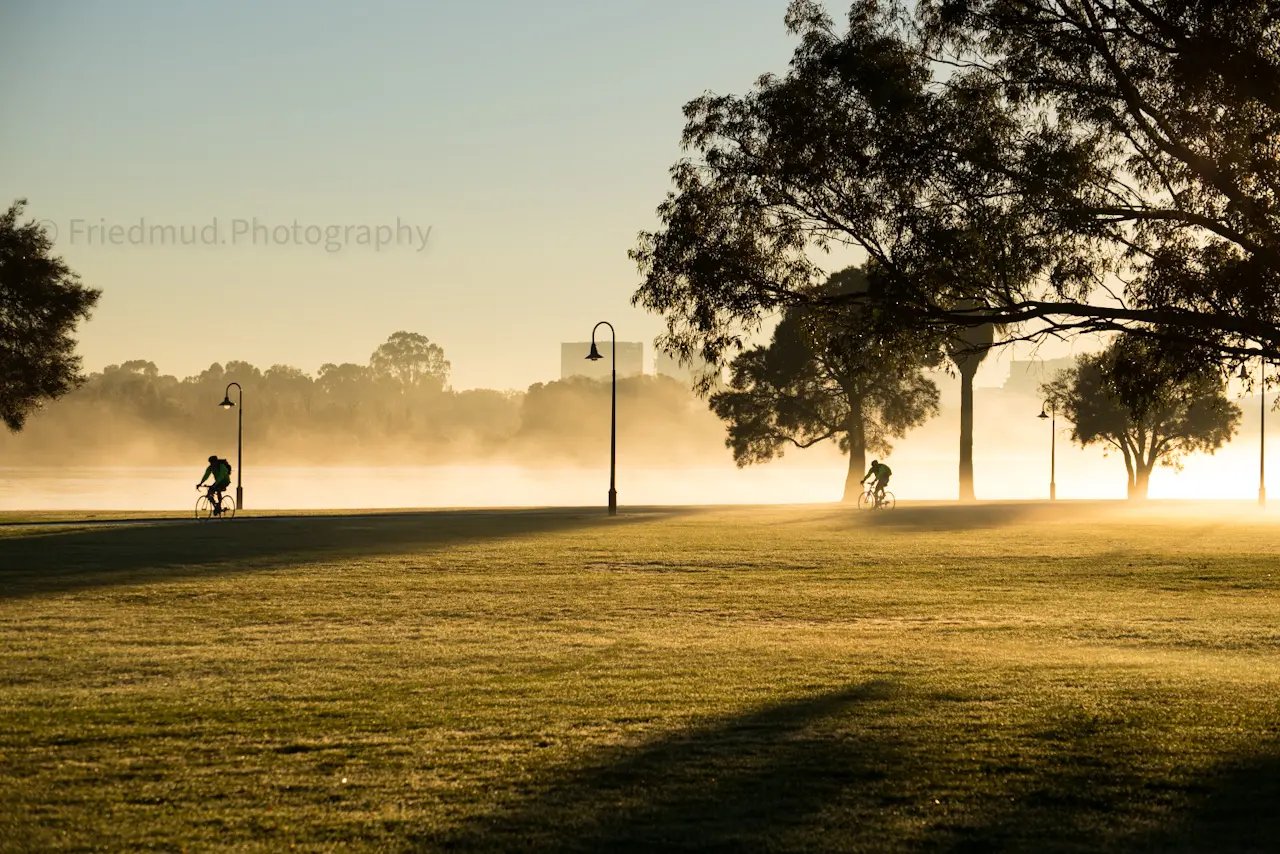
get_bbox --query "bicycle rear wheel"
[218,492,237,519]
[878,491,895,510]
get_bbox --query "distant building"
[1001,358,1078,397]
[561,341,644,380]
[655,349,723,390]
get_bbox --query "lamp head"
[219,396,235,409]
[1239,364,1251,381]
[1037,406,1049,420]
[585,342,603,361]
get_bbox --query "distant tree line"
[1,331,728,467]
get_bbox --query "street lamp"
[1239,361,1266,507]
[1037,402,1056,501]
[585,321,617,516]
[219,382,244,510]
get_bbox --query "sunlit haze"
[0,0,1269,508]
[3,0,827,390]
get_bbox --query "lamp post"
[1239,361,1266,507]
[219,382,243,510]
[1037,401,1056,501]
[585,322,617,516]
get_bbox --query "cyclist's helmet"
[870,459,878,466]
[208,455,218,463]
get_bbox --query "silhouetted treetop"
[632,0,1280,381]
[0,199,100,431]
[370,331,450,392]
[1042,334,1241,499]
[710,265,941,501]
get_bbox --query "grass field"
[2,502,1279,852]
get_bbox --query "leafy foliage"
[632,0,1280,381]
[631,1,1084,371]
[0,200,100,431]
[919,0,1280,360]
[1042,335,1241,498]
[709,266,940,499]
[369,331,450,392]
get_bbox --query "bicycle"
[195,486,237,520]
[857,484,895,510]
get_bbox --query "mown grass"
[1,503,1278,852]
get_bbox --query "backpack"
[878,463,892,477]
[219,458,232,477]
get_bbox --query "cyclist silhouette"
[197,455,232,513]
[861,459,892,503]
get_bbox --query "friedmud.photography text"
[47,217,433,253]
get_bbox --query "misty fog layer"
[0,360,725,468]
[1,358,1272,509]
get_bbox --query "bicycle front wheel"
[857,490,875,510]
[195,495,215,519]
[878,491,895,510]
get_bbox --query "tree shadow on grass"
[936,739,1280,854]
[411,686,1280,853]
[413,680,906,853]
[0,507,683,600]
[1124,749,1280,853]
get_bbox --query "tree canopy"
[0,200,100,431]
[709,266,941,500]
[918,0,1280,360]
[1042,335,1241,498]
[369,331,450,392]
[631,0,1280,379]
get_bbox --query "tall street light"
[1037,401,1056,501]
[1239,361,1266,507]
[585,322,617,516]
[219,382,244,510]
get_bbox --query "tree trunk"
[949,318,992,504]
[1129,466,1152,500]
[958,363,977,502]
[842,399,866,503]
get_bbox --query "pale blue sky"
[3,0,1043,389]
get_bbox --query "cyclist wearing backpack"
[861,459,892,503]
[197,455,232,512]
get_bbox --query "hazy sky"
[3,0,1071,390]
